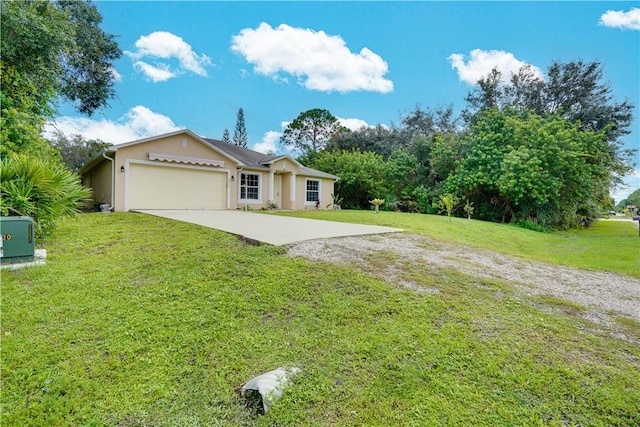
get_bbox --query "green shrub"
[1,153,91,238]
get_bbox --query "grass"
[270,210,640,278]
[2,212,639,426]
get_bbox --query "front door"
[274,174,282,208]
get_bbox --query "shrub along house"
[79,129,338,212]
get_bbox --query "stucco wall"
[112,134,237,211]
[86,159,113,208]
[294,176,335,210]
[82,131,336,212]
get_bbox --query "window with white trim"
[305,179,320,203]
[240,173,260,200]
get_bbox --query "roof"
[79,129,338,180]
[205,139,338,179]
[203,138,274,170]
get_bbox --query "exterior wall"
[319,177,335,210]
[81,131,337,212]
[279,173,293,210]
[270,158,300,175]
[112,134,237,211]
[236,169,269,210]
[235,170,334,211]
[84,159,113,208]
[293,176,335,210]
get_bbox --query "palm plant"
[1,153,91,238]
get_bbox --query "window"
[306,179,320,203]
[240,173,260,200]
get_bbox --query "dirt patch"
[287,233,640,328]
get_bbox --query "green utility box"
[0,216,35,264]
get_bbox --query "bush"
[1,153,91,238]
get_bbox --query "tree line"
[1,1,636,234]
[282,62,635,229]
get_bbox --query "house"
[79,129,338,212]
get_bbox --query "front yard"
[2,212,639,425]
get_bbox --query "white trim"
[109,129,245,166]
[268,171,275,201]
[262,154,303,168]
[238,172,263,204]
[148,152,225,167]
[275,174,282,207]
[123,159,232,212]
[304,178,321,205]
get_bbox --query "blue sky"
[47,1,640,201]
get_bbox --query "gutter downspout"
[102,150,115,210]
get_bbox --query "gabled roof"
[204,138,338,179]
[204,138,274,170]
[79,129,338,180]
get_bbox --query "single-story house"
[79,129,338,212]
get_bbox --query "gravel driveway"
[287,232,640,332]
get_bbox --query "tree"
[463,61,635,190]
[233,108,247,147]
[48,131,110,172]
[222,128,231,144]
[626,188,640,208]
[328,125,404,159]
[445,108,611,227]
[435,193,459,222]
[0,1,120,238]
[1,0,121,119]
[305,150,389,209]
[280,109,349,155]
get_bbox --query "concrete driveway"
[135,210,402,246]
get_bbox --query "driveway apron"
[134,210,402,246]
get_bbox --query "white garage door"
[128,163,227,210]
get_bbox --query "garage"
[127,163,227,210]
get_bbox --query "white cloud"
[611,169,640,203]
[231,23,393,93]
[338,117,373,131]
[599,7,640,30]
[125,31,212,81]
[110,67,122,82]
[448,49,543,85]
[44,106,181,145]
[253,130,282,154]
[133,61,176,83]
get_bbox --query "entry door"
[274,175,282,208]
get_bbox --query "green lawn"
[270,210,640,278]
[2,212,639,426]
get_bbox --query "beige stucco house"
[79,129,338,212]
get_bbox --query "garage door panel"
[129,163,226,210]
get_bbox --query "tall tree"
[55,0,121,115]
[0,0,119,237]
[233,108,248,148]
[463,60,635,189]
[1,0,121,120]
[328,125,404,159]
[48,131,110,172]
[446,108,612,227]
[222,128,231,144]
[280,108,349,155]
